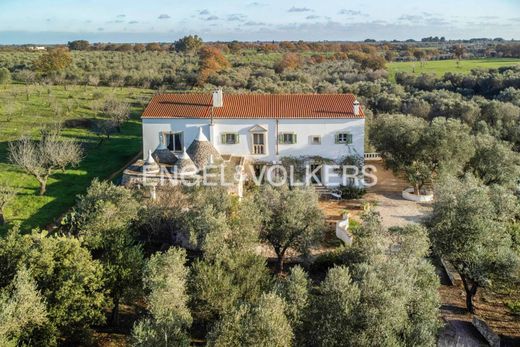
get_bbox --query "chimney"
[212,88,223,108]
[353,100,360,116]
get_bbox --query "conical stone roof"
[187,127,222,170]
[153,148,177,165]
[173,147,198,176]
[142,150,160,174]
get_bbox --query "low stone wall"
[402,187,434,202]
[440,258,461,286]
[335,217,352,245]
[472,315,501,347]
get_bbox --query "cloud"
[306,15,320,20]
[244,21,266,26]
[199,9,210,15]
[398,14,423,22]
[117,14,126,18]
[97,27,104,31]
[206,15,219,21]
[128,21,139,24]
[158,14,170,19]
[425,17,450,26]
[510,17,520,22]
[288,7,313,13]
[228,14,247,22]
[338,10,363,16]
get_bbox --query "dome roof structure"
[142,150,160,174]
[187,127,222,170]
[173,147,198,176]
[153,147,177,165]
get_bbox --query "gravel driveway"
[364,191,432,228]
[365,161,432,228]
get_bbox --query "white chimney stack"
[212,88,223,108]
[353,100,360,116]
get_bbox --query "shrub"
[506,300,520,316]
[339,184,366,200]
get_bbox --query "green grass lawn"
[387,58,520,82]
[0,84,152,232]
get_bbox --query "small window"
[221,133,239,144]
[163,131,183,151]
[335,132,353,144]
[278,133,297,144]
[310,135,321,145]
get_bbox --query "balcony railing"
[364,152,382,161]
[253,144,265,154]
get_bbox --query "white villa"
[123,90,365,189]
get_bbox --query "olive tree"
[65,179,143,326]
[305,211,441,347]
[132,248,192,347]
[207,293,293,347]
[0,267,48,346]
[0,67,11,86]
[428,175,520,313]
[370,115,474,194]
[0,182,17,225]
[187,189,270,329]
[273,265,310,338]
[468,134,520,187]
[0,228,107,343]
[255,185,325,273]
[9,127,83,195]
[103,97,130,132]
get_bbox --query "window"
[252,133,266,154]
[278,133,297,144]
[221,133,239,144]
[335,132,353,144]
[162,131,183,151]
[310,135,321,145]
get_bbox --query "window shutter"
[221,133,226,144]
[292,134,297,144]
[347,134,353,144]
[278,134,283,144]
[335,133,340,144]
[235,133,240,144]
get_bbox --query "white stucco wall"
[142,117,365,162]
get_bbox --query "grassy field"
[0,84,153,232]
[387,58,520,81]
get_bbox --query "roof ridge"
[154,92,358,97]
[143,93,364,119]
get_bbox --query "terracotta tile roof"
[142,93,364,119]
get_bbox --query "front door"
[252,133,266,154]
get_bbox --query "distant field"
[387,58,520,81]
[0,84,152,232]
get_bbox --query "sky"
[0,0,519,44]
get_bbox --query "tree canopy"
[255,185,325,273]
[370,115,475,193]
[428,175,520,313]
